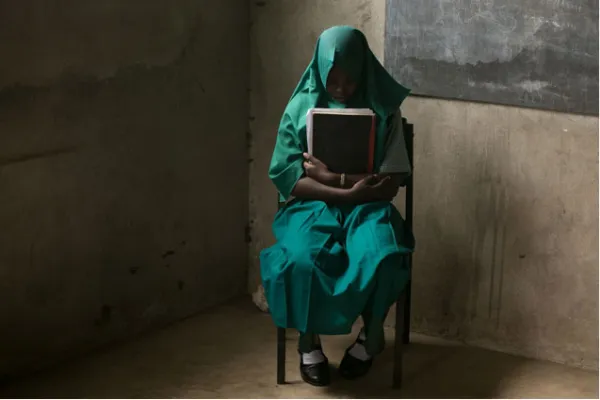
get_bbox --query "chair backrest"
[276,118,414,222]
[401,118,414,233]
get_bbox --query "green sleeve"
[268,112,305,201]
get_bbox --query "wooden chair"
[275,118,415,388]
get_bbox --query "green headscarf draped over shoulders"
[269,26,411,200]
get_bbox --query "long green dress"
[260,26,415,356]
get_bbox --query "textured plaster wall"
[0,0,249,378]
[248,0,598,370]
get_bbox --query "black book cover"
[310,113,374,174]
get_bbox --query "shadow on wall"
[0,9,250,379]
[410,113,539,354]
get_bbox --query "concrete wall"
[249,0,598,370]
[0,1,249,378]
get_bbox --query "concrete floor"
[0,299,597,399]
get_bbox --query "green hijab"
[269,25,410,200]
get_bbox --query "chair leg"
[393,289,407,389]
[277,327,286,384]
[403,278,412,344]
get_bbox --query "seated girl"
[260,25,415,387]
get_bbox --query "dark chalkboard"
[384,0,599,115]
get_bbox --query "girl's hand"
[348,175,398,203]
[303,153,334,184]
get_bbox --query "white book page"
[308,107,375,115]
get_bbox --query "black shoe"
[299,347,331,387]
[339,336,373,380]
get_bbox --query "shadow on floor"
[321,341,521,399]
[0,299,597,399]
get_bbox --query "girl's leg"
[262,200,344,388]
[298,331,329,386]
[339,202,413,379]
[298,332,321,353]
[344,294,387,362]
[359,294,389,357]
[343,202,412,358]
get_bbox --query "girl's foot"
[299,346,331,386]
[339,330,373,380]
